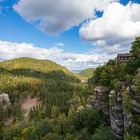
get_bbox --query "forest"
[0,37,140,140]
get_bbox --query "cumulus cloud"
[0,40,114,70]
[13,0,119,35]
[3,1,138,69]
[0,40,62,60]
[80,2,140,54]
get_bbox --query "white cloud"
[13,0,119,35]
[0,40,62,60]
[80,2,140,54]
[3,1,138,70]
[54,42,64,47]
[0,40,115,70]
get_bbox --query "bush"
[92,126,115,140]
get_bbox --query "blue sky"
[0,0,91,53]
[0,0,140,70]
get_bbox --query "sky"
[0,0,140,70]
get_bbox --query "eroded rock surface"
[21,96,39,118]
[89,86,109,116]
[90,72,140,140]
[0,93,11,106]
[109,90,124,140]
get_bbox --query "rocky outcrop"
[21,96,39,118]
[90,73,140,140]
[123,84,140,139]
[77,106,84,112]
[109,89,124,140]
[0,93,11,106]
[109,71,140,140]
[89,86,109,116]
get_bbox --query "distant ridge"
[79,68,95,79]
[0,57,81,82]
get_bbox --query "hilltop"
[0,57,69,73]
[0,57,80,81]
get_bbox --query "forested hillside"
[79,68,95,79]
[0,57,114,140]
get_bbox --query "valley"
[0,37,140,140]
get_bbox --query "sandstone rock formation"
[0,93,11,106]
[109,71,140,140]
[109,89,124,140]
[89,86,109,116]
[90,72,140,140]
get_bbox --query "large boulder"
[0,93,11,106]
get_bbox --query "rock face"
[109,73,140,140]
[109,89,124,140]
[0,93,11,106]
[89,86,109,116]
[123,85,140,138]
[21,96,39,118]
[90,72,140,140]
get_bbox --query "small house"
[117,53,132,63]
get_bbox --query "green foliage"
[0,57,80,81]
[28,118,53,140]
[88,66,103,86]
[135,73,140,94]
[126,136,140,140]
[75,128,91,140]
[51,106,60,119]
[0,58,83,121]
[88,54,132,89]
[79,68,95,79]
[0,57,86,139]
[1,108,106,140]
[123,90,132,114]
[109,91,116,106]
[71,108,106,134]
[127,37,140,74]
[2,123,23,140]
[43,132,62,140]
[92,126,115,140]
[131,37,140,61]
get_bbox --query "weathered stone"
[77,106,84,112]
[89,76,140,140]
[109,83,124,140]
[126,87,130,92]
[86,104,92,108]
[109,90,116,97]
[91,86,109,115]
[0,93,11,106]
[132,100,140,108]
[110,79,140,139]
[124,113,133,137]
